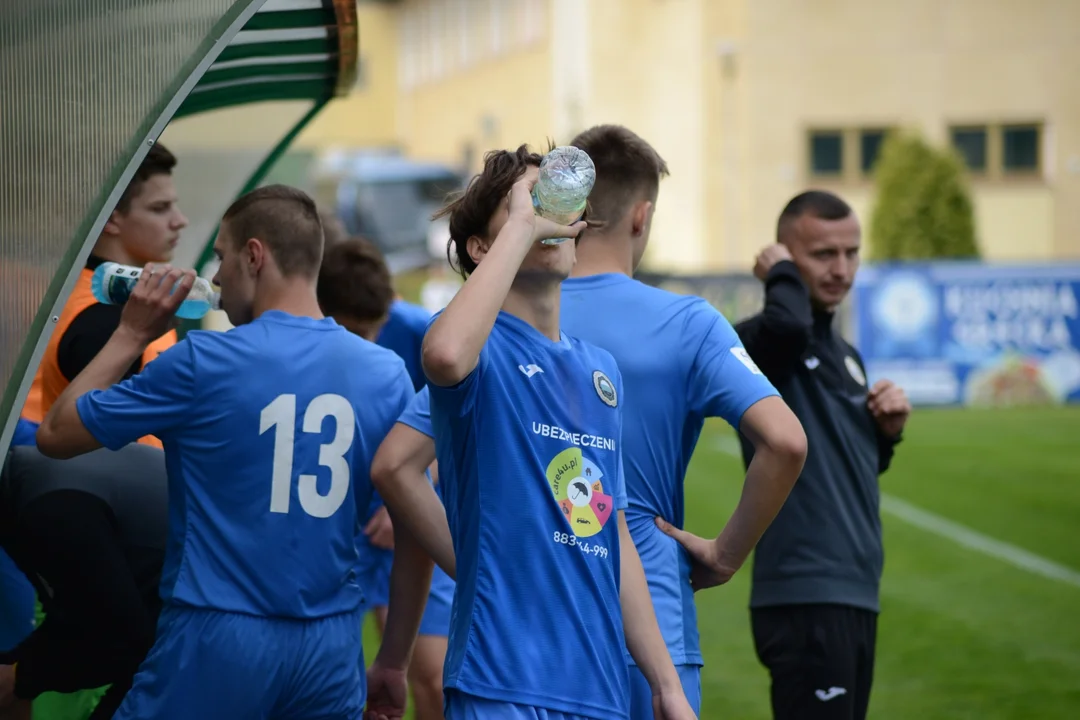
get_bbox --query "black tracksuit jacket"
[735,261,901,613]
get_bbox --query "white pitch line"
[709,435,1080,589]
[880,494,1080,590]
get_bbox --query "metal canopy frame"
[177,0,357,119]
[0,0,359,456]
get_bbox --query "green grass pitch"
[364,405,1080,719]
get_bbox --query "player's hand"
[365,506,395,550]
[868,379,911,438]
[654,518,737,591]
[364,662,408,720]
[506,166,587,245]
[753,244,793,281]
[0,664,14,707]
[117,264,196,346]
[652,688,698,719]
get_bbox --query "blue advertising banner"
[854,263,1080,406]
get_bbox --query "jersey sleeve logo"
[592,370,618,407]
[730,347,763,375]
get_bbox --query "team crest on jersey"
[844,356,867,386]
[592,370,618,408]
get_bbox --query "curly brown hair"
[433,144,545,278]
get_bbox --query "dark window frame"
[949,125,989,174]
[1001,123,1042,175]
[808,129,845,177]
[858,128,889,176]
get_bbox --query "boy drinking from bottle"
[364,146,696,720]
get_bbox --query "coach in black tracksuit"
[736,191,911,720]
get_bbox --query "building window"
[949,122,1043,178]
[951,127,988,173]
[809,131,843,176]
[1002,124,1040,173]
[859,129,887,174]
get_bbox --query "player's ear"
[102,210,124,237]
[244,237,266,275]
[466,234,490,266]
[631,200,653,237]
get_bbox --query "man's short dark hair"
[777,190,853,241]
[317,237,394,323]
[570,125,669,227]
[222,184,324,278]
[434,144,544,278]
[115,143,177,214]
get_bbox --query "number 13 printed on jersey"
[260,393,355,518]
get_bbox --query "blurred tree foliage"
[869,131,979,260]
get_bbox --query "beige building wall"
[175,0,1078,273]
[390,0,555,168]
[704,0,1080,270]
[584,0,707,271]
[298,0,401,149]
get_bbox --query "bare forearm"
[715,442,804,571]
[375,526,434,670]
[37,327,145,457]
[372,428,456,576]
[383,480,455,579]
[619,516,680,692]
[421,219,533,386]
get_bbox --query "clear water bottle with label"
[532,146,596,245]
[91,262,220,320]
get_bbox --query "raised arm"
[421,167,583,387]
[37,266,194,458]
[736,249,814,381]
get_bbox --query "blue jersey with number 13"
[77,310,414,619]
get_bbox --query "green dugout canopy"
[0,0,361,455]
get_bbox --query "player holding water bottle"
[37,185,414,719]
[365,145,696,720]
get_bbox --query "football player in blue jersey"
[317,236,399,628]
[317,238,450,720]
[378,298,432,393]
[365,387,454,720]
[559,125,808,718]
[364,147,696,720]
[37,185,415,719]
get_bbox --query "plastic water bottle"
[91,262,220,320]
[532,146,596,245]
